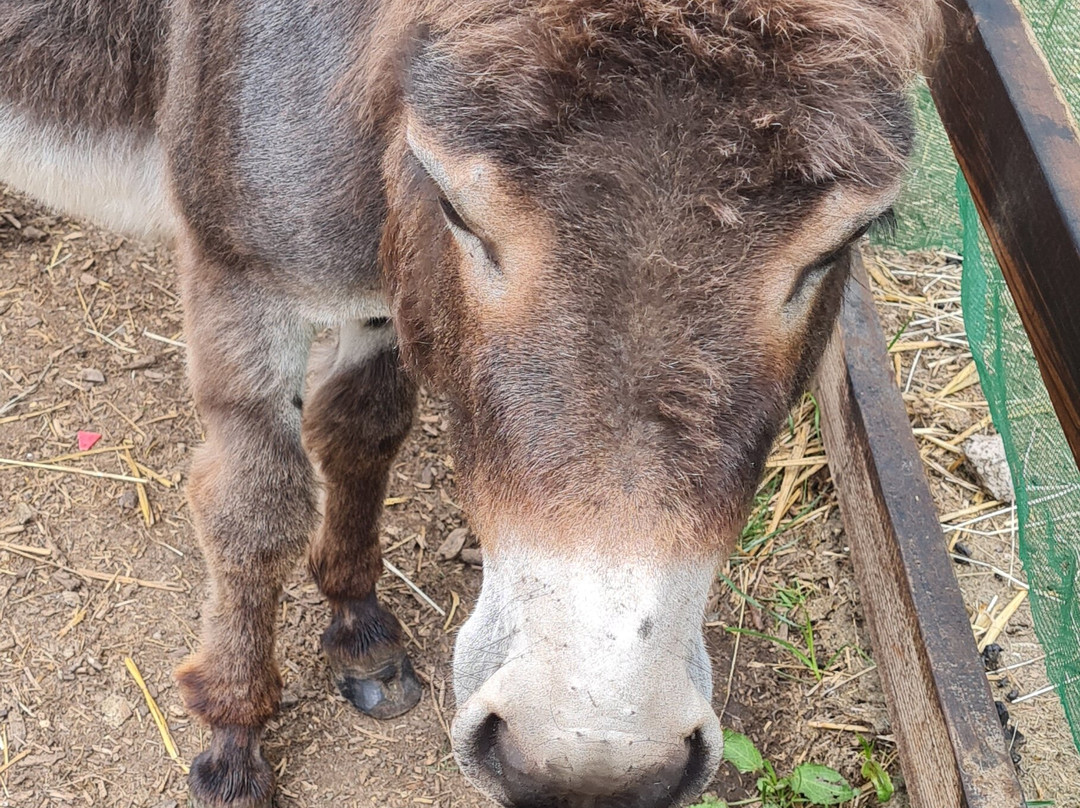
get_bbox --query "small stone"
[21,225,46,241]
[99,693,132,728]
[6,712,26,749]
[79,271,99,286]
[995,700,1010,726]
[964,434,1015,503]
[952,542,972,564]
[280,686,301,709]
[79,368,106,384]
[460,548,483,567]
[437,527,469,561]
[118,490,139,510]
[53,570,83,591]
[1004,724,1026,748]
[12,501,33,525]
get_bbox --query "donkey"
[1,1,939,806]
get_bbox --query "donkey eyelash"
[784,208,893,309]
[439,195,474,234]
[438,195,501,269]
[796,206,895,282]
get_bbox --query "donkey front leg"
[175,262,317,808]
[302,319,421,719]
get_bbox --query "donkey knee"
[187,428,318,565]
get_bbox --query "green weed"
[858,736,893,802]
[688,729,859,807]
[726,580,844,682]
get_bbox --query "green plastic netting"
[876,0,1080,753]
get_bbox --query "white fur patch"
[452,546,723,803]
[333,317,396,371]
[0,103,177,241]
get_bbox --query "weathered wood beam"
[814,255,1024,808]
[929,0,1080,469]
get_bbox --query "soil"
[0,187,1074,808]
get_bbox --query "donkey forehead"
[406,106,892,283]
[402,10,917,204]
[404,78,908,271]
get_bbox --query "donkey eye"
[439,196,473,234]
[439,195,500,269]
[785,248,847,309]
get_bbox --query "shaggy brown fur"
[376,0,939,554]
[0,1,939,806]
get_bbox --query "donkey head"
[374,2,937,804]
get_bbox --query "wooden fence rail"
[929,0,1080,469]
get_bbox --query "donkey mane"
[363,0,940,186]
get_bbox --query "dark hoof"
[188,730,274,808]
[336,650,422,719]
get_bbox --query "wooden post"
[813,256,1024,808]
[929,0,1080,469]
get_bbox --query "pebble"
[100,693,132,728]
[12,501,33,525]
[437,527,469,561]
[963,433,1015,503]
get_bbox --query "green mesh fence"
[875,0,1080,752]
[957,175,1080,751]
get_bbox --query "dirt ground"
[1,187,1076,808]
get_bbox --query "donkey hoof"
[188,744,274,808]
[337,651,422,719]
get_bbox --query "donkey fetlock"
[321,592,422,719]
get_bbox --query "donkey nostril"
[675,728,711,803]
[472,713,506,777]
